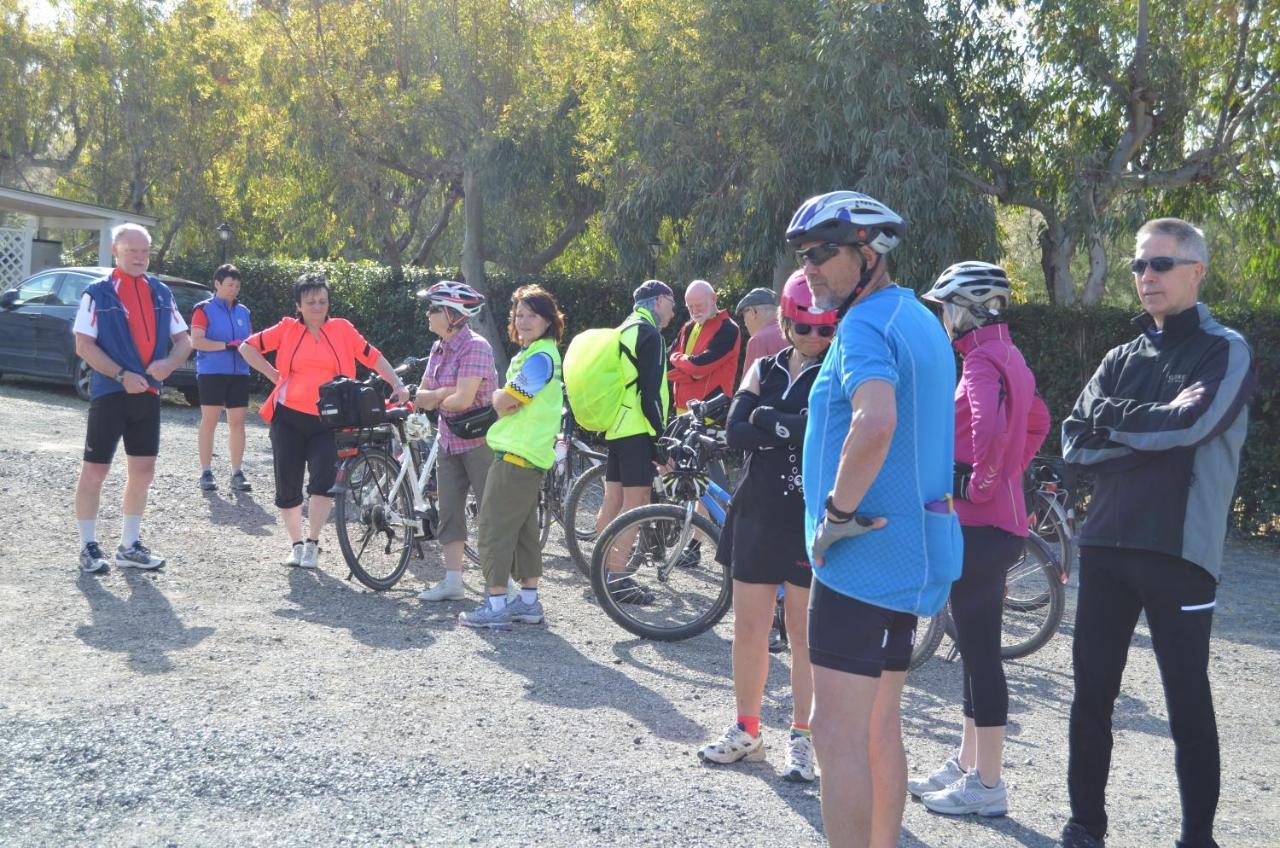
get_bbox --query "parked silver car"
[0,266,210,404]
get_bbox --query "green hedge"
[159,257,1277,535]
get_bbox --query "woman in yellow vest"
[460,285,564,629]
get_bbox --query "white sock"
[440,570,463,588]
[121,514,142,548]
[78,519,97,546]
[520,588,538,605]
[231,465,242,475]
[487,594,507,612]
[202,465,212,474]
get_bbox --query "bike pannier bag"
[317,377,387,428]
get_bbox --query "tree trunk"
[1081,228,1109,305]
[771,250,793,292]
[460,163,510,373]
[1038,219,1077,305]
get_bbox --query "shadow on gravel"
[470,627,704,742]
[274,567,438,650]
[74,571,215,673]
[201,489,275,537]
[610,636,734,691]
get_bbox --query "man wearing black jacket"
[1060,218,1255,848]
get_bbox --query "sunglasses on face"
[1129,256,1198,274]
[427,305,446,315]
[795,242,844,267]
[793,322,836,338]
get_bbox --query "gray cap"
[735,287,777,314]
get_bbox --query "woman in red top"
[240,273,410,569]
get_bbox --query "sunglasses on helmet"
[1129,256,1198,275]
[792,322,836,338]
[795,242,844,268]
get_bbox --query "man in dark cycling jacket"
[1060,218,1255,848]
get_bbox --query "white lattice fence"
[0,226,31,291]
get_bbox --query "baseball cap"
[633,279,674,303]
[735,287,777,314]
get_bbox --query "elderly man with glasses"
[1059,218,1256,848]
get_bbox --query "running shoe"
[921,769,1007,816]
[299,540,320,569]
[284,542,305,567]
[114,541,165,570]
[1060,822,1105,847]
[198,470,217,491]
[229,470,252,492]
[675,539,702,569]
[698,722,765,764]
[79,542,111,574]
[782,734,817,782]
[417,578,465,601]
[908,754,966,798]
[504,596,545,624]
[607,575,656,605]
[459,601,514,630]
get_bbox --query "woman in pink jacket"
[910,262,1051,817]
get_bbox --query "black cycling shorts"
[83,391,162,463]
[269,404,338,509]
[604,434,657,488]
[808,580,917,677]
[197,374,250,409]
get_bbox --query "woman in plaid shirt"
[414,282,499,602]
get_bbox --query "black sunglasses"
[1129,256,1198,274]
[793,322,836,338]
[795,242,844,267]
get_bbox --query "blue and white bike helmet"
[785,191,907,254]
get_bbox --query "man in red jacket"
[669,280,742,414]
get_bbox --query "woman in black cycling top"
[697,271,836,783]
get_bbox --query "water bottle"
[554,437,568,470]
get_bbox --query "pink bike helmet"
[780,270,838,325]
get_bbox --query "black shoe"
[198,470,217,491]
[1061,822,1105,847]
[675,539,702,569]
[229,470,252,492]
[608,575,656,605]
[768,629,789,654]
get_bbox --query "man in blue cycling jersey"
[790,191,962,848]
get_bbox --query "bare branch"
[410,187,462,266]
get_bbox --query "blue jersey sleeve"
[838,313,898,399]
[508,351,555,401]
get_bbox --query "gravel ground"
[1,377,1277,848]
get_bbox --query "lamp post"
[216,222,232,263]
[647,236,662,280]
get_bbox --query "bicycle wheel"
[1001,532,1065,659]
[564,463,609,577]
[1028,489,1075,580]
[335,449,415,590]
[909,609,947,670]
[589,504,731,641]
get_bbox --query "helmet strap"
[836,251,881,319]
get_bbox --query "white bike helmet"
[922,261,1011,335]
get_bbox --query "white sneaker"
[284,542,304,567]
[922,769,1007,817]
[782,734,817,782]
[908,754,966,798]
[299,540,320,569]
[698,723,765,764]
[417,576,465,601]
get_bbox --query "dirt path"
[1,378,1276,847]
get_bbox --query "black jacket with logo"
[1062,303,1254,580]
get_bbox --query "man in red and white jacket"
[668,280,741,414]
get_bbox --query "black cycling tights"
[951,525,1024,727]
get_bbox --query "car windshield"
[169,283,212,319]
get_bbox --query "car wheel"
[181,386,200,407]
[74,358,92,401]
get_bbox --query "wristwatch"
[824,493,856,522]
[114,368,127,383]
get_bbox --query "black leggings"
[1068,546,1219,848]
[951,525,1023,727]
[268,404,337,509]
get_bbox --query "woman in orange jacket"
[240,273,410,569]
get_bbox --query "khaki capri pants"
[476,457,545,587]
